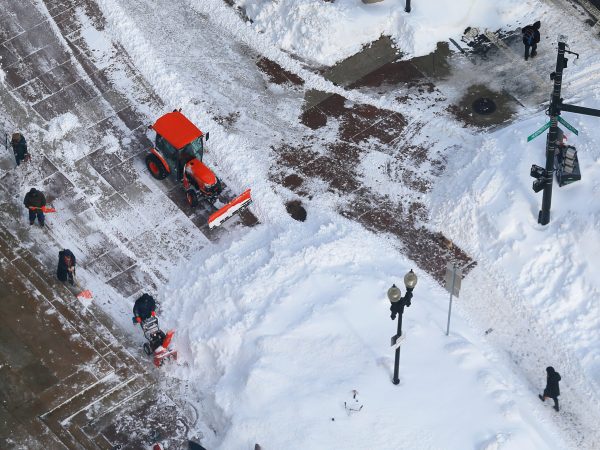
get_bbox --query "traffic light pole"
[538,42,565,225]
[535,41,600,225]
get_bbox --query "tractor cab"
[147,110,209,181]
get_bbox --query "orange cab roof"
[152,111,203,150]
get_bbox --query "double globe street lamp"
[387,269,418,385]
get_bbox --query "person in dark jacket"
[57,249,76,285]
[23,188,46,226]
[539,366,561,411]
[11,133,29,167]
[522,21,541,61]
[133,293,157,324]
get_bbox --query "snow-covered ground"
[3,0,600,448]
[234,0,533,65]
[86,0,600,448]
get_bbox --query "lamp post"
[387,269,418,385]
[405,0,411,13]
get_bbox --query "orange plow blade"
[208,189,252,229]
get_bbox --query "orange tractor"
[146,110,252,228]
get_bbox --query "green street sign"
[557,116,579,135]
[527,121,551,142]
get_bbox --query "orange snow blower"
[146,110,252,228]
[139,317,177,367]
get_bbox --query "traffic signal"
[532,178,545,193]
[530,165,545,178]
[530,164,550,193]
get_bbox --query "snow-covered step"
[71,374,153,430]
[41,370,127,425]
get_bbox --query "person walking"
[539,366,561,411]
[57,249,77,285]
[11,132,29,167]
[522,21,541,61]
[23,188,46,226]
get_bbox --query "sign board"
[557,116,579,135]
[527,121,551,142]
[443,263,462,297]
[390,333,406,349]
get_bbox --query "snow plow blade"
[208,189,252,229]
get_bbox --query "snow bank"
[163,213,564,449]
[430,91,600,398]
[235,0,532,65]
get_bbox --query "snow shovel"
[73,272,93,299]
[28,206,56,213]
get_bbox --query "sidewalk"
[0,221,171,449]
[0,0,215,447]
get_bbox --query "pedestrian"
[539,366,561,411]
[522,21,541,61]
[57,249,76,285]
[11,132,29,167]
[133,293,157,324]
[23,188,46,227]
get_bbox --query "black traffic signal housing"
[531,164,550,193]
[532,179,545,193]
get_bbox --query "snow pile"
[44,112,80,141]
[234,0,531,65]
[42,112,91,163]
[163,215,564,449]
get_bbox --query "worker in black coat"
[133,293,157,324]
[522,21,541,61]
[539,366,561,411]
[11,133,29,166]
[57,249,76,285]
[23,188,46,226]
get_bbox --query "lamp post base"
[392,378,400,385]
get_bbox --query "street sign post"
[527,122,551,142]
[557,116,579,135]
[444,263,462,336]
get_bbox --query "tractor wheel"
[186,189,199,207]
[146,154,167,180]
[143,342,153,356]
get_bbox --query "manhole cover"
[285,200,307,222]
[472,97,496,115]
